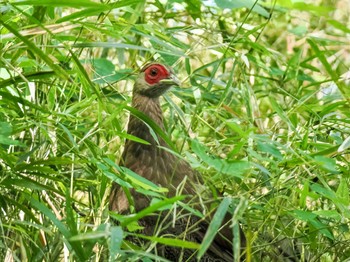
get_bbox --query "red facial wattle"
[144,64,170,85]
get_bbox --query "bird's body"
[109,63,245,261]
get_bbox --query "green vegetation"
[1,0,349,261]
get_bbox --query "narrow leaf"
[197,197,231,259]
[117,196,185,227]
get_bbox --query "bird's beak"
[160,74,181,86]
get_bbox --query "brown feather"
[109,64,245,261]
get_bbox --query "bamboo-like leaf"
[116,196,185,227]
[0,71,56,89]
[197,197,231,259]
[110,226,124,261]
[0,21,69,80]
[125,105,176,151]
[136,234,200,249]
[13,0,106,8]
[73,42,186,57]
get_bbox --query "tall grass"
[1,0,349,261]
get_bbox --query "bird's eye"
[143,63,170,85]
[150,68,158,76]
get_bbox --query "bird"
[109,63,245,261]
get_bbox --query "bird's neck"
[127,93,165,143]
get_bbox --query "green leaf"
[291,210,333,239]
[121,166,167,191]
[191,139,250,178]
[197,197,231,259]
[0,22,69,80]
[310,183,337,201]
[313,210,341,221]
[117,196,185,227]
[0,122,25,146]
[289,25,308,36]
[0,121,12,136]
[125,105,176,151]
[257,141,283,160]
[110,226,124,261]
[309,218,334,240]
[56,0,142,22]
[0,135,25,146]
[327,19,350,33]
[307,39,337,81]
[215,0,270,17]
[338,136,350,152]
[226,121,247,137]
[292,2,334,15]
[137,234,200,249]
[269,96,295,129]
[25,195,72,249]
[313,155,339,173]
[73,42,186,57]
[13,0,106,8]
[91,58,119,84]
[336,178,349,206]
[291,210,317,221]
[299,180,309,208]
[1,195,40,224]
[2,177,61,194]
[185,0,201,19]
[100,169,132,188]
[70,230,109,241]
[101,157,167,192]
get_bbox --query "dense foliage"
[1,0,349,261]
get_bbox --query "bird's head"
[134,63,180,98]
